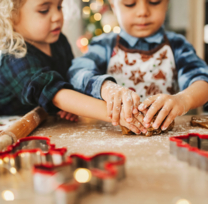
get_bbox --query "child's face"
[110,0,168,38]
[14,0,63,44]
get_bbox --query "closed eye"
[124,3,136,7]
[149,0,161,5]
[39,10,49,14]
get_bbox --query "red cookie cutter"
[0,136,126,204]
[169,133,208,171]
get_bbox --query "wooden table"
[1,115,208,204]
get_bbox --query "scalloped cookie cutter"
[0,136,126,204]
[169,133,208,171]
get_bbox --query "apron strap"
[116,34,170,55]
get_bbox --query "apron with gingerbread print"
[107,35,178,101]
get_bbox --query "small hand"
[138,93,189,131]
[119,106,147,134]
[101,81,140,126]
[57,110,79,122]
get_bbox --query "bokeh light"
[80,38,89,46]
[1,190,14,201]
[96,0,104,5]
[74,168,92,183]
[113,26,121,33]
[83,6,91,15]
[176,199,191,204]
[94,13,102,21]
[103,25,111,33]
[3,157,9,163]
[10,167,17,174]
[95,28,103,36]
[10,158,15,166]
[90,2,97,10]
[96,0,103,2]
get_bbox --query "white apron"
[107,35,178,101]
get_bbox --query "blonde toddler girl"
[0,0,143,133]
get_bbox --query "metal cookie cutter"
[0,136,126,204]
[170,133,208,172]
[0,136,67,175]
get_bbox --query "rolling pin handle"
[0,135,14,151]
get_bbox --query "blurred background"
[62,0,208,114]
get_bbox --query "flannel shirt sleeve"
[67,33,117,100]
[168,32,208,91]
[0,54,72,112]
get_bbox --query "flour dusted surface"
[29,116,208,204]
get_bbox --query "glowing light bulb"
[10,167,17,174]
[2,190,14,201]
[74,168,92,183]
[80,38,89,47]
[0,159,3,165]
[103,25,112,33]
[82,0,89,2]
[94,13,102,21]
[176,199,191,204]
[113,26,121,34]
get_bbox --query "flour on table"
[0,116,21,131]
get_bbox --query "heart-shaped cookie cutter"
[0,136,126,204]
[169,133,208,171]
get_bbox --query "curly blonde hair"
[0,0,79,58]
[0,0,26,58]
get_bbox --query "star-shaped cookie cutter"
[0,136,126,204]
[170,133,208,171]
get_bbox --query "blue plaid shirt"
[0,34,74,115]
[68,27,208,100]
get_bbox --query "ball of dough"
[120,114,175,136]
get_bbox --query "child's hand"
[57,110,79,122]
[138,93,190,131]
[101,81,140,125]
[120,105,147,134]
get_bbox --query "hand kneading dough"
[120,114,175,137]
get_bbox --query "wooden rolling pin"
[0,106,48,151]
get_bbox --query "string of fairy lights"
[77,0,121,53]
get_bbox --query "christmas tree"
[77,0,120,53]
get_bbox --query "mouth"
[51,27,61,34]
[134,23,152,28]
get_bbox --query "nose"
[136,1,150,17]
[51,8,63,23]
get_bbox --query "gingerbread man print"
[144,83,162,96]
[108,63,123,74]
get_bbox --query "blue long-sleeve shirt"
[68,27,208,100]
